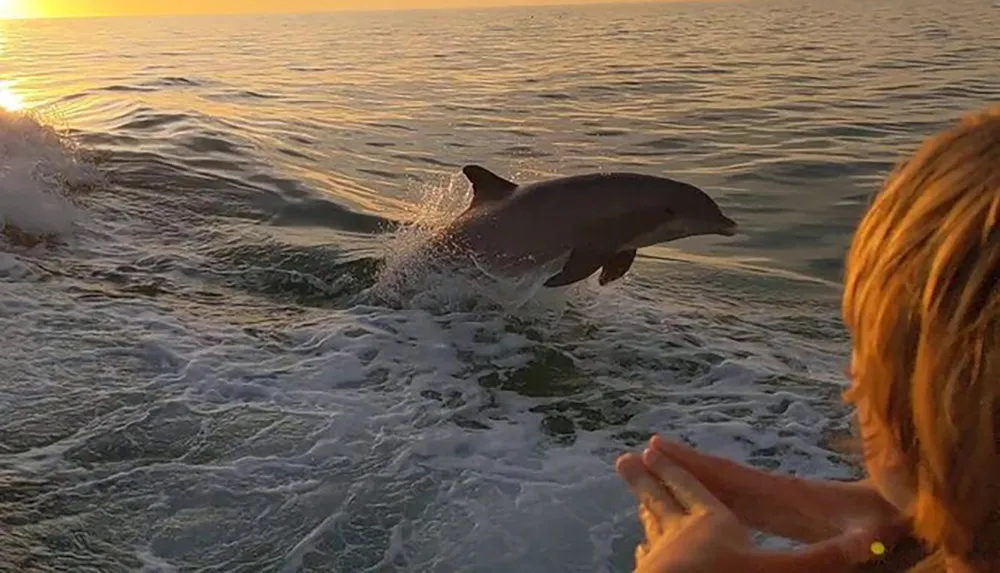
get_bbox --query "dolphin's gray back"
[440,172,684,271]
[502,172,680,218]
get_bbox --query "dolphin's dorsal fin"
[462,165,518,208]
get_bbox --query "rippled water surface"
[2,0,999,571]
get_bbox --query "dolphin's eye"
[664,208,674,216]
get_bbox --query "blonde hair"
[842,106,1000,566]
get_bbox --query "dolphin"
[427,165,738,288]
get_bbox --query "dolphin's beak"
[717,216,739,237]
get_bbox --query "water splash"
[368,169,577,318]
[0,109,101,246]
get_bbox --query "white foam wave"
[0,161,859,572]
[369,168,580,319]
[0,245,858,572]
[0,109,101,244]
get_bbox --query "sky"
[0,0,682,19]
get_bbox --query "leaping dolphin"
[427,165,738,288]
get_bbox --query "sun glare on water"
[0,80,26,112]
[0,0,28,20]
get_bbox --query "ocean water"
[2,0,999,571]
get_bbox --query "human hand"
[617,443,897,573]
[648,435,906,543]
[617,447,753,573]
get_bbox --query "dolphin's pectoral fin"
[545,208,667,288]
[544,248,610,287]
[598,249,636,285]
[462,165,518,208]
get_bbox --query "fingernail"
[614,454,630,471]
[616,454,642,482]
[642,447,664,467]
[649,434,677,454]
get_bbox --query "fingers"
[648,435,851,542]
[642,446,728,513]
[634,540,650,563]
[616,453,686,518]
[648,435,771,511]
[650,435,759,493]
[638,503,663,538]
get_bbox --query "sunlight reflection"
[0,0,26,20]
[0,26,20,111]
[0,80,26,111]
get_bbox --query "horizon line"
[1,0,740,22]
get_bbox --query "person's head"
[841,105,1000,569]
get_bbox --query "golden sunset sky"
[1,0,683,19]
